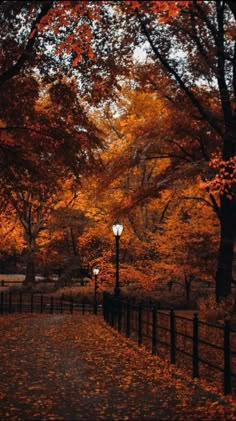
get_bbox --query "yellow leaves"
[0,210,25,254]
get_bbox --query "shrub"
[197,293,234,322]
[31,282,56,294]
[53,285,105,304]
[120,286,198,309]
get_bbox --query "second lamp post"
[93,267,100,314]
[112,222,123,297]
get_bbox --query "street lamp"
[93,267,100,314]
[112,222,123,297]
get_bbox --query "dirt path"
[0,314,236,420]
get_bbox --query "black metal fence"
[103,292,236,396]
[0,291,102,315]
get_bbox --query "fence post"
[40,295,43,313]
[70,298,74,314]
[103,292,107,321]
[94,300,97,315]
[146,306,150,335]
[138,303,143,346]
[152,305,157,355]
[104,294,108,323]
[106,293,109,321]
[0,291,3,314]
[111,299,115,327]
[126,300,131,338]
[50,296,54,314]
[192,313,199,378]
[31,294,34,313]
[170,308,176,364]
[107,296,111,325]
[224,319,231,395]
[118,299,122,332]
[9,291,12,313]
[19,291,22,313]
[82,302,85,314]
[60,296,63,314]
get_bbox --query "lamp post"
[93,267,100,314]
[112,222,123,297]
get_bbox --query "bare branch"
[135,8,223,137]
[0,1,54,85]
[143,154,192,162]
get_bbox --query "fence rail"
[0,291,102,315]
[103,292,236,396]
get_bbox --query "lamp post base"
[94,301,97,315]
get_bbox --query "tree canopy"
[0,1,235,300]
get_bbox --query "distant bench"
[0,280,22,286]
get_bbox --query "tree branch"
[216,1,233,123]
[224,0,236,20]
[192,0,218,44]
[180,195,218,209]
[135,8,223,137]
[143,154,192,162]
[159,199,171,225]
[0,1,54,85]
[0,125,54,139]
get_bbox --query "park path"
[0,314,236,421]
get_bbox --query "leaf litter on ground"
[0,313,236,420]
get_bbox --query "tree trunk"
[24,234,36,286]
[215,196,236,301]
[184,274,191,301]
[24,252,36,285]
[215,114,236,301]
[186,282,191,301]
[70,226,78,256]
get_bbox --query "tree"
[89,88,220,294]
[1,1,235,300]
[47,1,235,299]
[114,0,235,300]
[0,77,102,285]
[0,204,24,273]
[0,2,104,285]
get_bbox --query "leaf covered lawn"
[0,314,236,420]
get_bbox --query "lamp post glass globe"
[112,222,123,237]
[93,267,100,276]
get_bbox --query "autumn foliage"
[0,1,235,302]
